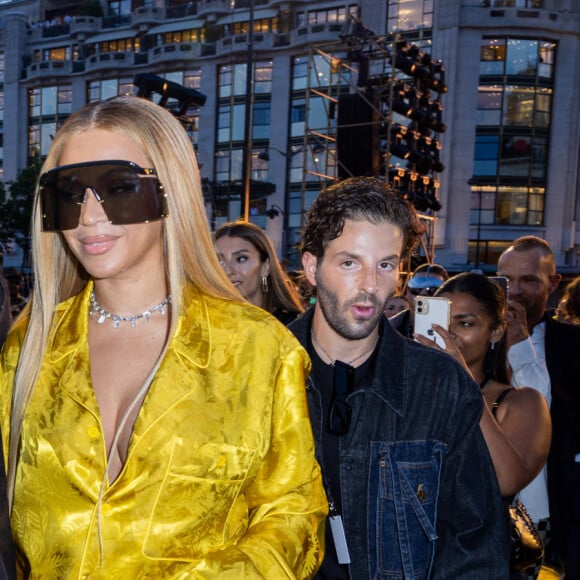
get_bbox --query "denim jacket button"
[417,483,427,501]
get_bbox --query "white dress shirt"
[507,321,550,521]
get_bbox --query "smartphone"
[414,296,451,348]
[489,276,509,299]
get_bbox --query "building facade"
[0,0,578,273]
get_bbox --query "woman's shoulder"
[507,384,549,410]
[486,381,549,416]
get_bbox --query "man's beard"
[315,271,385,340]
[512,295,545,328]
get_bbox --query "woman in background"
[384,294,410,318]
[417,272,551,577]
[215,221,304,324]
[417,272,551,496]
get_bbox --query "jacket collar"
[289,307,409,417]
[47,283,92,363]
[171,284,211,369]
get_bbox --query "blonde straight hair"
[8,96,239,503]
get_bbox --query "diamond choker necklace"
[89,289,172,329]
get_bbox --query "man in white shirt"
[498,235,580,578]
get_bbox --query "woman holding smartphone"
[415,272,551,497]
[416,273,551,577]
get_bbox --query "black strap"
[491,387,514,417]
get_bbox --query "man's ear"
[549,273,562,294]
[302,252,318,286]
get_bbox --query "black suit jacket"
[544,314,580,573]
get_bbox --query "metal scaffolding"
[302,16,448,272]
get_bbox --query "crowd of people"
[0,94,579,579]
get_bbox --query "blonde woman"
[0,96,326,578]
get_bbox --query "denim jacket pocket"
[368,440,447,579]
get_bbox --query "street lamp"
[240,0,255,222]
[259,141,327,261]
[468,177,482,269]
[258,147,292,260]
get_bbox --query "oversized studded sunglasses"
[39,160,168,231]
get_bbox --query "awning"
[147,19,204,36]
[216,8,277,25]
[85,30,136,44]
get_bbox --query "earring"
[490,341,495,351]
[261,276,269,293]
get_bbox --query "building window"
[473,135,499,176]
[476,86,502,125]
[41,46,70,61]
[471,36,556,228]
[160,28,203,45]
[28,84,72,160]
[480,38,556,79]
[230,17,278,35]
[492,1,544,8]
[386,0,433,34]
[88,77,134,102]
[254,62,272,94]
[253,102,271,140]
[217,61,272,139]
[476,85,552,129]
[291,53,350,93]
[215,59,274,221]
[108,0,131,16]
[297,5,358,27]
[218,63,254,98]
[160,69,202,144]
[99,37,138,53]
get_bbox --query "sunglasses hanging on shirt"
[39,160,168,232]
[328,360,355,436]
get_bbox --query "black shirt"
[309,336,378,579]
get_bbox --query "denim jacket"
[289,309,509,579]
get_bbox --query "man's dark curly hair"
[299,176,425,259]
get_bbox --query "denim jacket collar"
[289,307,409,418]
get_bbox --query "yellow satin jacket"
[0,283,327,579]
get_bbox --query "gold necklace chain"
[310,330,379,367]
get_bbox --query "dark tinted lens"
[97,168,164,226]
[40,161,167,231]
[40,172,84,231]
[409,286,438,296]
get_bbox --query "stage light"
[133,74,207,113]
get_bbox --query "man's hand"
[414,324,473,380]
[504,300,529,349]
